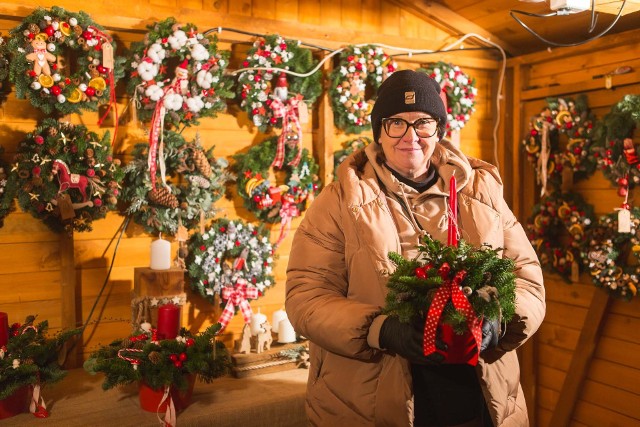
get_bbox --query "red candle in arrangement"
[156,304,180,340]
[448,175,458,247]
[0,312,8,347]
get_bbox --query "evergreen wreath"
[1,316,80,402]
[0,146,15,228]
[526,191,594,281]
[232,136,321,224]
[10,118,124,233]
[120,131,233,236]
[8,6,125,115]
[186,218,275,301]
[581,208,640,300]
[522,95,597,190]
[333,136,372,179]
[419,62,477,134]
[590,95,640,197]
[127,17,234,128]
[384,234,517,334]
[237,34,322,132]
[0,34,9,99]
[329,45,397,134]
[84,323,230,392]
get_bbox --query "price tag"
[102,43,114,69]
[571,260,580,283]
[618,208,631,233]
[297,102,309,124]
[57,193,76,220]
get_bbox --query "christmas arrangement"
[582,208,640,300]
[236,34,321,132]
[8,6,125,115]
[9,118,123,233]
[0,314,81,417]
[232,137,321,241]
[127,17,234,128]
[186,218,275,331]
[333,136,372,179]
[590,94,640,197]
[120,130,233,236]
[419,62,477,134]
[526,191,594,282]
[329,45,396,134]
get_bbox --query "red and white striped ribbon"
[157,385,177,427]
[218,279,259,333]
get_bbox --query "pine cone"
[148,351,162,365]
[148,187,179,209]
[121,338,133,348]
[192,149,212,178]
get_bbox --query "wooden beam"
[520,70,640,101]
[316,52,335,186]
[59,231,79,367]
[388,0,521,56]
[549,290,610,427]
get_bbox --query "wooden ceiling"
[395,0,640,57]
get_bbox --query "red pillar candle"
[0,312,8,347]
[157,304,180,340]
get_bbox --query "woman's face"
[378,111,440,181]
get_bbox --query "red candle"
[448,175,458,247]
[0,312,8,347]
[157,304,180,340]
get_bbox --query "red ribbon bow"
[270,96,303,168]
[274,195,300,247]
[422,265,483,365]
[218,279,259,332]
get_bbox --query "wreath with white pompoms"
[329,45,396,134]
[8,6,125,115]
[127,17,234,128]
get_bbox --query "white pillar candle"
[277,318,297,344]
[271,308,287,334]
[150,234,171,270]
[250,308,267,336]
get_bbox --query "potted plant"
[84,323,230,422]
[0,315,81,420]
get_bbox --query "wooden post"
[549,290,610,427]
[316,51,335,186]
[59,231,79,367]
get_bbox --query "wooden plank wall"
[0,0,498,365]
[507,29,640,427]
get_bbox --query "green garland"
[0,34,9,101]
[1,316,80,401]
[8,6,125,115]
[419,62,477,134]
[329,45,396,134]
[84,323,230,392]
[232,136,321,224]
[590,95,640,194]
[384,234,516,334]
[522,95,597,190]
[9,118,123,233]
[186,217,275,302]
[333,136,372,179]
[120,131,233,236]
[526,191,594,282]
[581,208,640,300]
[127,17,234,128]
[236,34,322,132]
[0,146,16,227]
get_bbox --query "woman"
[286,70,545,426]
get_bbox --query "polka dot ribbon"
[423,264,483,359]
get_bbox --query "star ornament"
[29,192,39,201]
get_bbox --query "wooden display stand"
[231,340,309,378]
[132,267,185,330]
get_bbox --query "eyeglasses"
[381,117,439,138]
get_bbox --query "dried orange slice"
[38,74,54,88]
[67,88,83,103]
[88,77,107,91]
[60,22,72,36]
[35,33,48,42]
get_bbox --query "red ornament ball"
[51,85,62,96]
[85,87,96,97]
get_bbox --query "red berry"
[414,267,427,279]
[618,178,629,187]
[185,338,195,347]
[173,360,183,368]
[169,354,178,362]
[179,353,187,361]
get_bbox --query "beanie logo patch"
[404,91,415,104]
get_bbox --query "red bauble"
[85,87,96,97]
[44,26,55,37]
[618,177,629,187]
[82,30,93,40]
[51,86,62,96]
[618,187,628,197]
[414,267,427,279]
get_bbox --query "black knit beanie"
[370,70,447,142]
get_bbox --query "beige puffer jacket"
[286,141,545,426]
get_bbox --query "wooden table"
[2,367,308,426]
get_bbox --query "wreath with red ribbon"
[232,137,321,245]
[236,34,321,133]
[186,218,275,331]
[329,45,396,134]
[127,17,233,129]
[581,208,640,300]
[8,6,125,115]
[590,95,640,198]
[522,95,597,193]
[526,191,594,281]
[8,118,123,233]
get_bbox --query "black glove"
[379,316,446,365]
[480,317,500,352]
